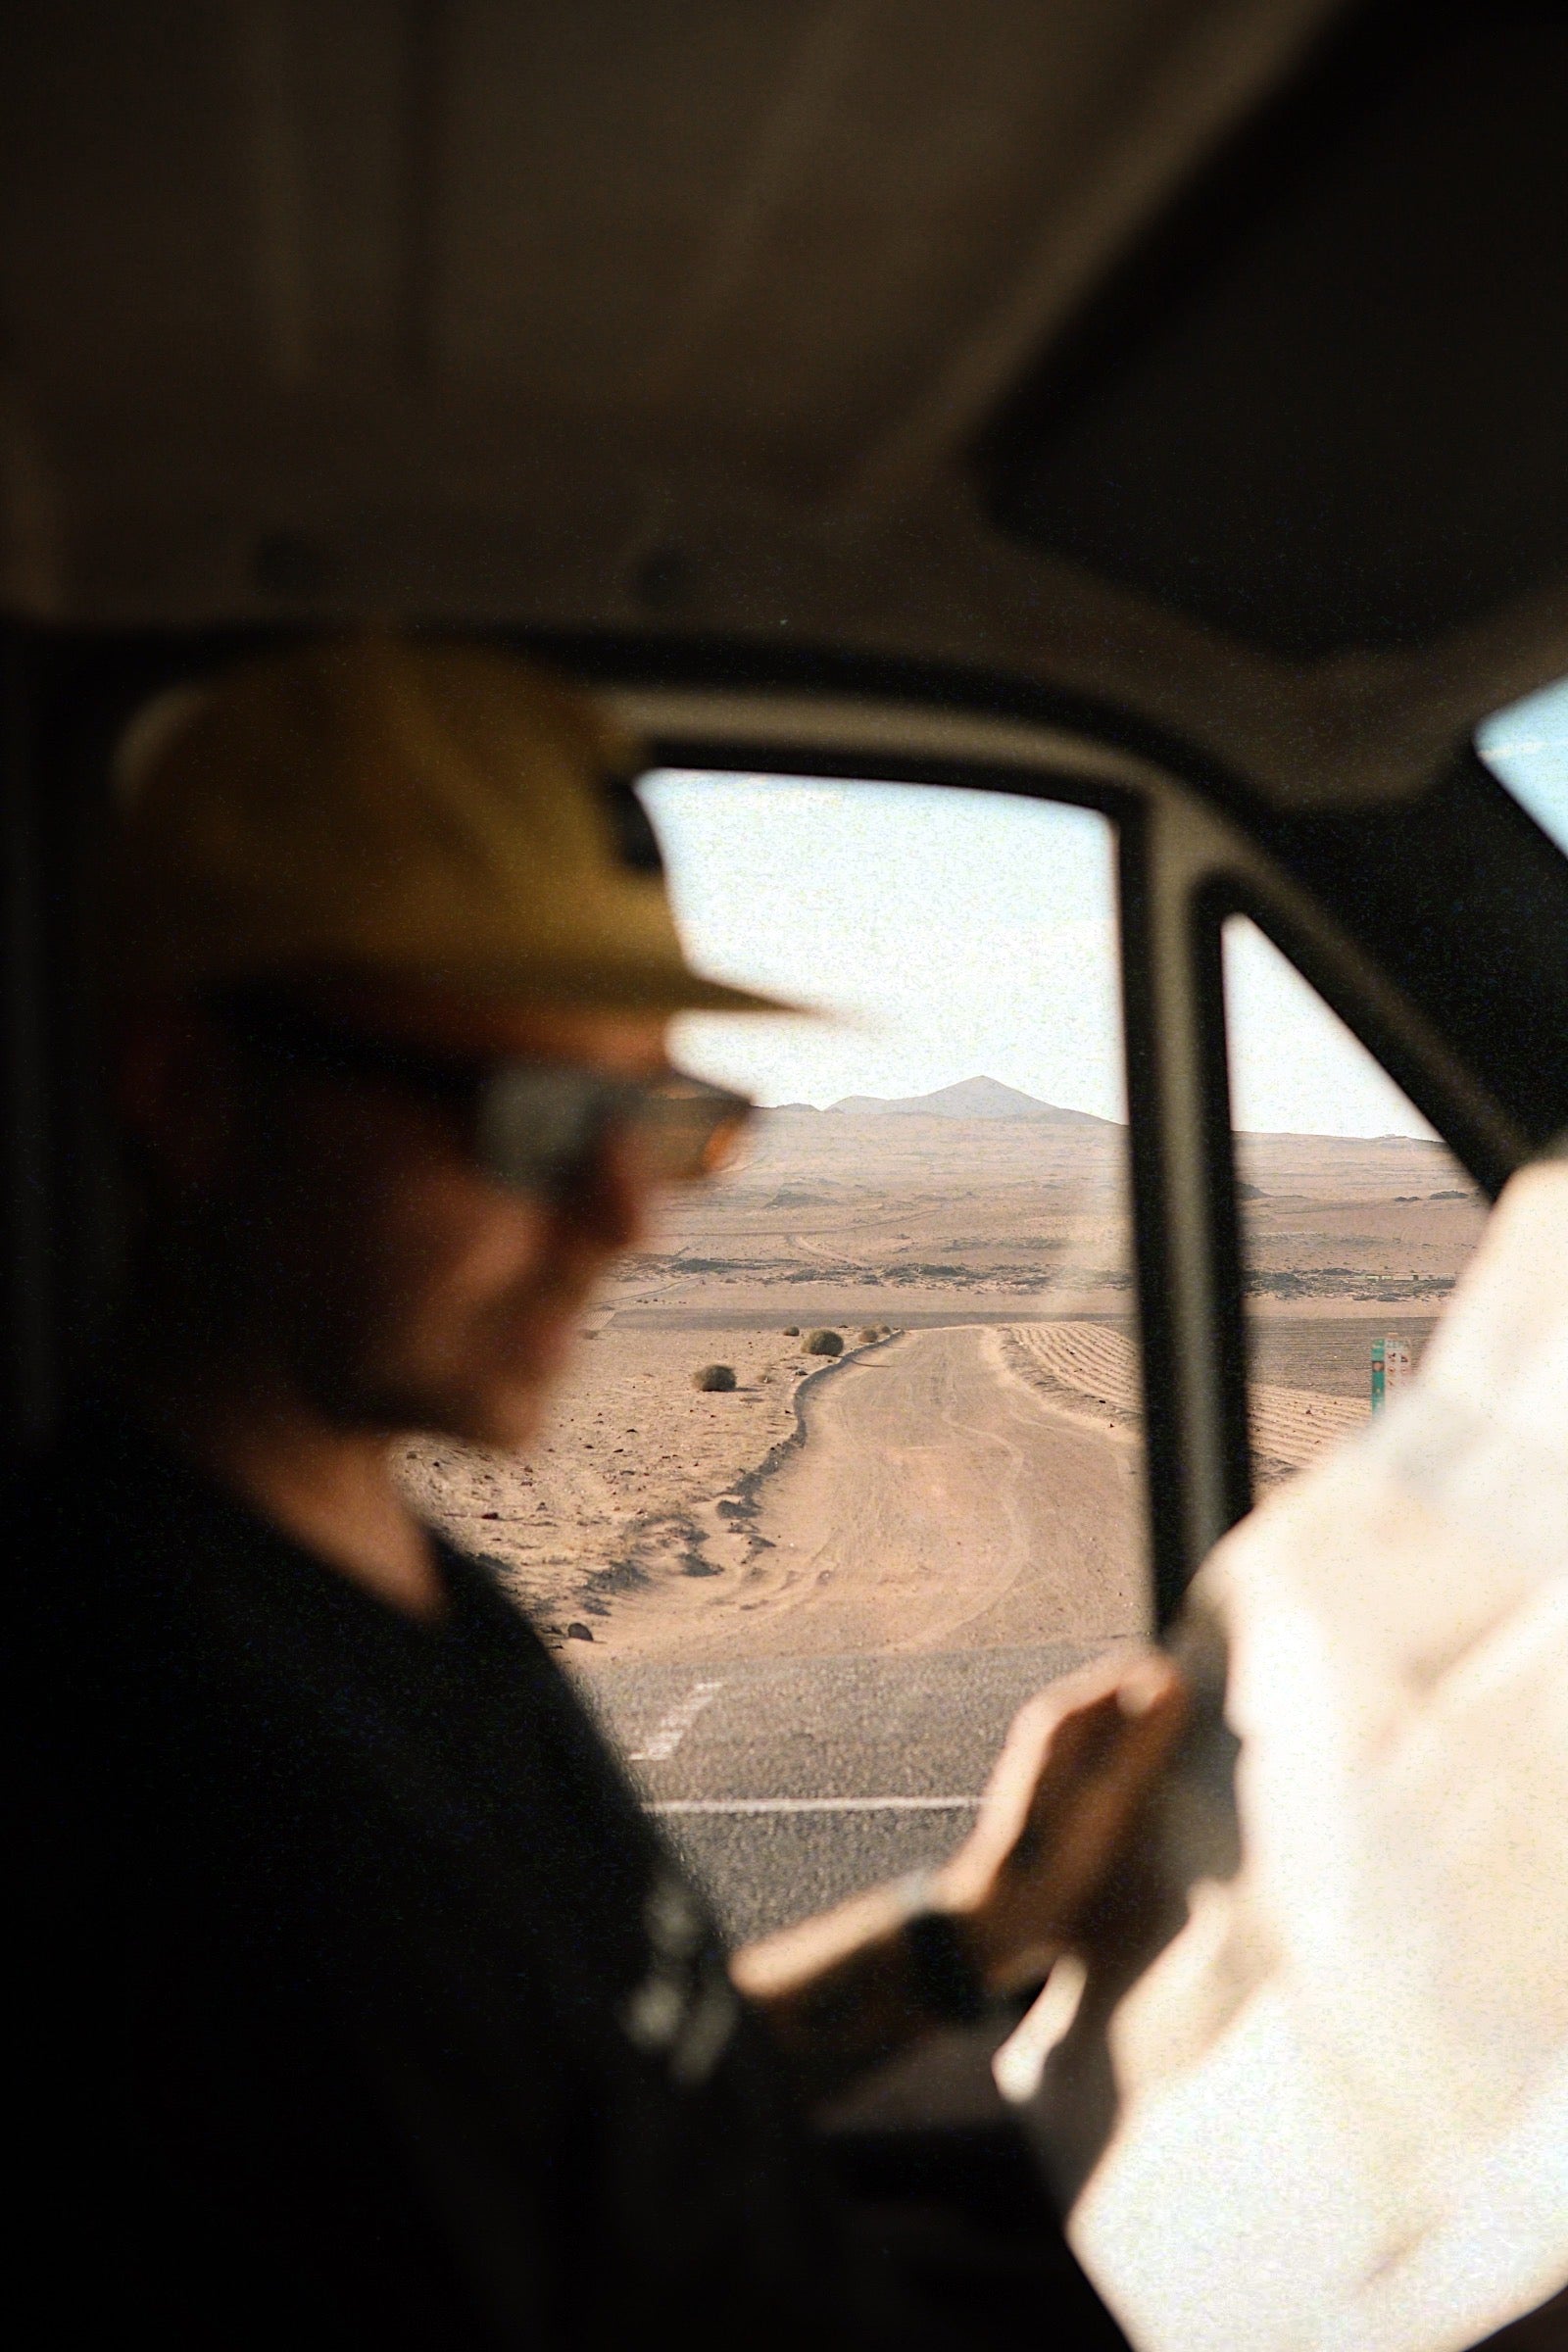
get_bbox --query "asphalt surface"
[575,1642,1135,1943]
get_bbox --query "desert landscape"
[400,1077,1486,1651]
[396,1078,1487,1934]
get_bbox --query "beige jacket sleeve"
[1006,1158,1568,2352]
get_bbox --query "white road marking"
[629,1678,724,1762]
[650,1794,981,1816]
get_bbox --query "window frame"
[604,688,1260,1624]
[601,684,1532,1629]
[2,655,1533,1622]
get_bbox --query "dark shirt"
[13,1410,863,2347]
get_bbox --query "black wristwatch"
[899,1875,989,2025]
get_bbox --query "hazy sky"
[645,774,1127,1119]
[1477,672,1568,846]
[644,673,1568,1140]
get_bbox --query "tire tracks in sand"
[603,1324,1149,1660]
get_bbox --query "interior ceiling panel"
[0,4,259,395]
[0,0,1327,466]
[7,0,1568,809]
[981,0,1568,659]
[431,6,815,403]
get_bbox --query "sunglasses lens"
[635,1088,753,1183]
[475,1069,604,1194]
[474,1068,754,1197]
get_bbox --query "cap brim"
[661,970,804,1016]
[383,958,809,1018]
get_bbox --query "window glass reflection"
[1224,917,1487,1494]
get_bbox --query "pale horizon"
[760,1069,1444,1144]
[641,767,1502,1142]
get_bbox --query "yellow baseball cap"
[106,634,788,1015]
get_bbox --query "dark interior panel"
[981,0,1568,657]
[1214,741,1568,1182]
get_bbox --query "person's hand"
[933,1649,1188,1996]
[733,1650,1187,2102]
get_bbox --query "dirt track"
[748,1325,1147,1651]
[408,1313,1371,1660]
[586,1324,1149,1660]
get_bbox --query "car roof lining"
[980,0,1568,661]
[4,0,1568,808]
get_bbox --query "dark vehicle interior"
[7,3,1568,2341]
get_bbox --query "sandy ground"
[395,1326,878,1642]
[1234,1129,1486,1305]
[623,1324,1148,1661]
[1004,1320,1369,1483]
[601,1105,1136,1322]
[405,1317,1148,1659]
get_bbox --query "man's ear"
[113,997,244,1190]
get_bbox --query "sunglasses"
[218,993,754,1200]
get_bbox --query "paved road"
[571,1324,1148,1941]
[575,1642,1123,1942]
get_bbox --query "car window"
[406,775,1144,1943]
[1476,671,1568,849]
[1223,917,1488,1496]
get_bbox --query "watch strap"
[899,1876,988,2024]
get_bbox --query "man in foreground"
[15,638,1185,2342]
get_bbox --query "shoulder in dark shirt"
[12,1410,862,2347]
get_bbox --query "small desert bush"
[782,1325,800,1337]
[803,1329,843,1357]
[692,1363,738,1392]
[858,1327,881,1344]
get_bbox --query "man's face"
[126,983,676,1448]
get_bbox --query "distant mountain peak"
[827,1076,1116,1126]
